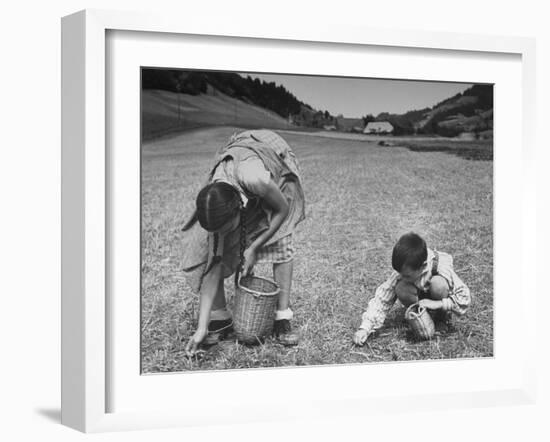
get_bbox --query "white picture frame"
[61,9,537,433]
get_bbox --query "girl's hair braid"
[204,232,221,276]
[181,211,198,231]
[235,202,247,287]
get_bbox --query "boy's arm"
[437,258,471,316]
[358,272,399,337]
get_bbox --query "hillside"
[141,89,293,140]
[142,69,307,117]
[374,84,493,138]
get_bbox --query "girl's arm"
[242,180,289,275]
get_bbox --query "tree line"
[142,69,307,120]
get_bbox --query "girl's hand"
[419,299,443,310]
[185,327,208,356]
[353,329,369,346]
[242,246,258,276]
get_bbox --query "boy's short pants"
[417,289,430,300]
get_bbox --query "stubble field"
[141,126,493,372]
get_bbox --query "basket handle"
[235,271,262,296]
[250,290,262,298]
[405,302,424,319]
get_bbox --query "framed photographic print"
[61,9,537,432]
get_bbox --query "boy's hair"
[391,232,428,272]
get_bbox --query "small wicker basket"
[404,303,435,340]
[233,275,280,344]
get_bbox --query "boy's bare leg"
[395,280,418,306]
[428,275,450,300]
[428,275,452,329]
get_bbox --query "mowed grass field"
[141,126,493,373]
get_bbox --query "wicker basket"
[404,303,435,340]
[233,275,280,344]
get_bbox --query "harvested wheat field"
[141,126,493,372]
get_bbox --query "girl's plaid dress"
[180,130,306,292]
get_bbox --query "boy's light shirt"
[359,248,471,336]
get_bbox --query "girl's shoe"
[202,319,234,346]
[273,319,300,346]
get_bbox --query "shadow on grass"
[393,140,494,161]
[406,144,493,161]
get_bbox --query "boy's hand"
[353,329,369,346]
[419,299,443,310]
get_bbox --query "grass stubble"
[141,127,493,372]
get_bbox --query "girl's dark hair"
[183,182,246,277]
[391,232,427,272]
[195,182,242,232]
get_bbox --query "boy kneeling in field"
[353,232,471,345]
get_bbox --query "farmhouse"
[335,116,364,132]
[364,121,394,134]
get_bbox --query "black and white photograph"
[140,69,494,373]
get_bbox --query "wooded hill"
[368,84,493,137]
[142,69,311,121]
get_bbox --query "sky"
[241,73,473,118]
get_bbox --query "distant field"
[279,130,493,161]
[141,126,493,372]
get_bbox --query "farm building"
[364,121,394,134]
[335,116,364,132]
